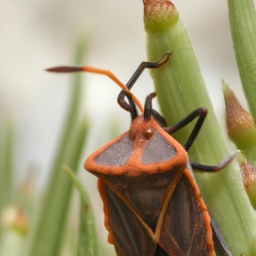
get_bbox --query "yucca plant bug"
[47,52,242,256]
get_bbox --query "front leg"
[190,151,238,172]
[164,107,208,151]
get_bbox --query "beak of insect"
[143,92,156,121]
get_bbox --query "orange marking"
[85,116,188,176]
[154,171,184,240]
[81,66,144,113]
[183,169,216,256]
[97,178,114,244]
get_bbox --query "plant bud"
[223,80,256,164]
[143,0,179,33]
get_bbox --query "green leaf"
[64,165,102,256]
[143,1,256,255]
[26,38,88,256]
[228,0,256,126]
[0,121,14,212]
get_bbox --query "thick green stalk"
[143,0,256,255]
[228,0,256,125]
[64,166,102,256]
[26,39,88,256]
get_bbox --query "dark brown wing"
[157,169,210,256]
[103,183,157,256]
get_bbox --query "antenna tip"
[46,66,83,73]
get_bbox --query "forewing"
[104,183,157,256]
[158,174,208,256]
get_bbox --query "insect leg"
[151,109,167,127]
[141,92,167,126]
[189,151,238,172]
[126,52,172,90]
[144,92,157,121]
[211,216,232,256]
[163,107,208,151]
[117,51,172,117]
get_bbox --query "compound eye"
[143,128,153,140]
[129,129,136,141]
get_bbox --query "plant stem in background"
[0,121,14,212]
[64,165,102,256]
[143,0,256,255]
[228,0,256,125]
[26,38,89,256]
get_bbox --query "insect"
[48,53,239,256]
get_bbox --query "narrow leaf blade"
[64,166,102,256]
[228,0,256,125]
[26,38,88,256]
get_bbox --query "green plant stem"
[144,1,256,255]
[26,38,88,256]
[0,121,14,211]
[64,166,102,256]
[27,119,88,256]
[228,0,256,125]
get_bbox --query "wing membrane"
[104,184,156,256]
[158,173,208,256]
